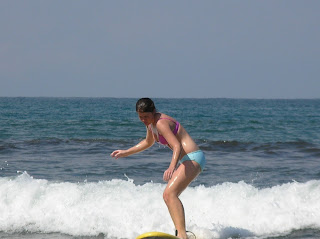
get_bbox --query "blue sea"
[1,97,320,239]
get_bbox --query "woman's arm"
[156,120,182,181]
[110,127,154,159]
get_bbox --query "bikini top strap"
[159,117,179,134]
[159,117,176,123]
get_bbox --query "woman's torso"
[149,113,199,159]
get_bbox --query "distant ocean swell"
[1,138,320,155]
[1,172,320,239]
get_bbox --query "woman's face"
[137,111,155,126]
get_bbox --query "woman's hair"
[136,98,156,113]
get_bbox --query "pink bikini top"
[149,117,180,145]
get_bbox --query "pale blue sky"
[1,1,319,98]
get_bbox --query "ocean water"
[0,97,320,239]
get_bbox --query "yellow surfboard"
[136,231,179,239]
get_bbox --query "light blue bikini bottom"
[180,150,206,171]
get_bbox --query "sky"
[1,1,319,99]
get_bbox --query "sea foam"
[0,172,320,239]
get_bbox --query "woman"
[110,98,206,239]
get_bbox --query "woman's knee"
[163,189,169,204]
[163,189,176,205]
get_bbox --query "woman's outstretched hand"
[110,150,127,159]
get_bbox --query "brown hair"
[136,98,156,113]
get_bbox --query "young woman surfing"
[110,98,206,239]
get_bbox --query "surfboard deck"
[136,231,179,239]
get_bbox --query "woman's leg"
[163,160,201,239]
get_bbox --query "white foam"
[1,172,320,239]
